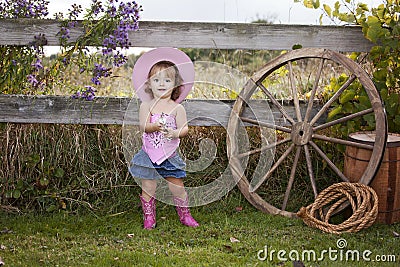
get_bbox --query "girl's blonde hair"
[145,61,184,101]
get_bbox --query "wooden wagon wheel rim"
[227,48,387,218]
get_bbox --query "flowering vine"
[0,0,142,100]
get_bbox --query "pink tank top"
[142,113,180,165]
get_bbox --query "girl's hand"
[163,127,179,139]
[151,121,163,132]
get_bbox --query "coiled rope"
[297,182,378,234]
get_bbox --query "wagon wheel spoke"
[282,145,302,210]
[309,140,349,182]
[304,59,325,123]
[288,61,302,122]
[240,116,292,133]
[304,144,318,198]
[237,137,291,159]
[312,134,374,150]
[313,108,374,131]
[309,74,357,126]
[256,81,296,125]
[249,143,295,193]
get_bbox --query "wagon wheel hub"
[291,122,313,146]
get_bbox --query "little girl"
[130,48,199,229]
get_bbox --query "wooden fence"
[0,19,373,125]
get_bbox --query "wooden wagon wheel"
[227,48,387,218]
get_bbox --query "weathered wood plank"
[0,95,133,125]
[0,95,325,127]
[132,21,373,52]
[0,19,373,52]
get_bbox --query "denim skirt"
[129,149,186,179]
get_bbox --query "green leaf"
[323,4,332,17]
[328,105,343,120]
[27,154,41,166]
[394,115,400,126]
[5,191,13,198]
[358,95,371,108]
[13,190,21,199]
[388,93,400,105]
[380,88,389,100]
[349,52,359,61]
[39,178,49,187]
[302,0,320,9]
[303,0,314,8]
[333,1,341,16]
[292,44,303,50]
[54,168,65,178]
[46,205,57,212]
[338,13,355,23]
[373,68,388,80]
[363,114,376,128]
[342,102,354,113]
[339,90,356,104]
[347,120,356,132]
[16,180,24,189]
[365,15,389,42]
[357,3,369,13]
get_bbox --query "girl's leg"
[139,179,157,230]
[165,177,186,199]
[141,179,157,200]
[166,177,199,227]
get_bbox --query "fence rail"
[0,19,373,52]
[0,19,370,125]
[0,94,326,127]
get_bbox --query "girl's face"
[149,69,176,100]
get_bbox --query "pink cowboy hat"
[132,47,195,103]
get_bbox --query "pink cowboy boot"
[139,195,156,230]
[173,195,199,227]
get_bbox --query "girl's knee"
[141,179,157,194]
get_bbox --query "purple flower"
[113,51,127,67]
[91,77,101,86]
[92,63,111,86]
[72,86,96,101]
[98,0,141,68]
[3,0,49,19]
[31,58,43,70]
[68,3,82,20]
[57,26,71,41]
[27,74,38,86]
[61,57,70,66]
[71,91,81,99]
[90,0,104,16]
[106,5,117,17]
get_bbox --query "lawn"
[0,191,399,267]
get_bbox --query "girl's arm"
[165,104,188,139]
[139,102,163,133]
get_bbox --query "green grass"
[0,191,399,267]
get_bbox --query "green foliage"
[300,0,400,133]
[324,73,375,137]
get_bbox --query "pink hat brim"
[132,47,195,103]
